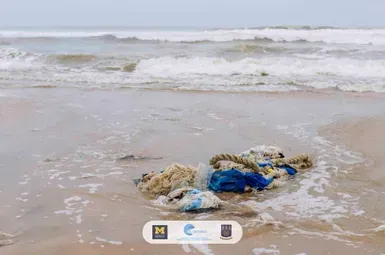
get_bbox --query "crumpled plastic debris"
[154,187,224,212]
[193,163,214,191]
[240,145,284,160]
[136,144,314,212]
[208,169,274,193]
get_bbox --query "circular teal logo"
[184,224,195,236]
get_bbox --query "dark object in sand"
[44,157,60,162]
[117,154,162,161]
[133,178,142,186]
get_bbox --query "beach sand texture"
[0,89,385,254]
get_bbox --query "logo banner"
[143,220,242,244]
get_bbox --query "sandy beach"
[0,88,385,254]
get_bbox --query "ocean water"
[1,27,385,92]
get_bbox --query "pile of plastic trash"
[136,145,313,212]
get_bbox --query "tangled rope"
[272,153,312,169]
[209,153,261,173]
[138,163,197,197]
[213,161,250,172]
[209,152,313,176]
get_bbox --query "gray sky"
[1,0,385,27]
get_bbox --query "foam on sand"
[253,248,280,255]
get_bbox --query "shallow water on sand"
[1,89,385,254]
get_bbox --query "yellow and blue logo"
[152,225,168,239]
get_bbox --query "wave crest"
[265,25,340,30]
[225,43,285,53]
[88,34,142,43]
[122,63,137,72]
[48,54,97,64]
[0,47,30,59]
[2,28,385,44]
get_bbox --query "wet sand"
[1,88,385,255]
[320,116,385,236]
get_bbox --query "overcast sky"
[1,0,385,27]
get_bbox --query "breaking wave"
[134,56,385,78]
[0,47,42,70]
[2,53,385,92]
[264,25,341,30]
[87,34,143,43]
[2,28,385,45]
[2,47,385,79]
[2,43,385,93]
[0,47,33,59]
[103,63,138,72]
[48,54,98,64]
[225,43,286,53]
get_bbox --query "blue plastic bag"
[278,165,297,175]
[208,169,274,193]
[245,172,273,191]
[208,169,246,193]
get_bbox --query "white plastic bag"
[193,163,213,191]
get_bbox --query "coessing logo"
[152,225,168,239]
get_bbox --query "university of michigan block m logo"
[155,226,165,234]
[152,225,168,239]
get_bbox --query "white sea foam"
[95,237,122,245]
[241,121,367,235]
[75,214,82,224]
[134,56,385,78]
[69,172,123,180]
[190,244,214,255]
[55,196,86,225]
[2,51,385,92]
[0,48,42,70]
[16,197,28,203]
[370,224,385,233]
[78,183,103,193]
[253,248,280,255]
[49,171,70,180]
